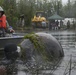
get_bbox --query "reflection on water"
[0,30,76,75]
[50,30,76,75]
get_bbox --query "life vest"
[0,14,6,28]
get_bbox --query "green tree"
[17,0,34,26]
[3,0,17,27]
[0,0,4,6]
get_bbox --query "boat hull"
[0,36,24,50]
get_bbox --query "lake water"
[50,30,76,75]
[17,30,76,75]
[0,30,76,75]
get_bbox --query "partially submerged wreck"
[20,32,64,62]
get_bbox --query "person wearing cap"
[0,6,6,37]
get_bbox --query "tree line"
[0,0,76,28]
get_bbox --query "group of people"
[0,6,14,37]
[49,20,63,30]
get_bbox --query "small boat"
[0,33,24,50]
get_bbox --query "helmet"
[0,6,4,11]
[0,6,4,15]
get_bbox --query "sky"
[16,0,68,5]
[62,0,68,4]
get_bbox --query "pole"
[69,55,72,75]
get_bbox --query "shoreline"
[15,28,76,33]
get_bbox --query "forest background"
[0,0,76,29]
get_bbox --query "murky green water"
[0,30,76,75]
